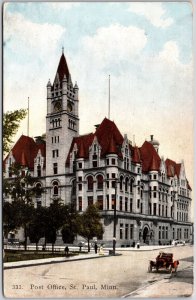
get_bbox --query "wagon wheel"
[148,264,152,273]
[168,265,173,274]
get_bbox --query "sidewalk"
[4,252,109,270]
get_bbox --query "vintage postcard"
[2,1,194,298]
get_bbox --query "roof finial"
[62,46,64,54]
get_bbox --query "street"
[3,245,193,298]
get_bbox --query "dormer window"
[92,154,98,167]
[37,165,41,177]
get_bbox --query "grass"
[4,249,80,263]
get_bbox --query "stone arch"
[142,224,150,244]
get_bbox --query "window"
[130,224,134,239]
[153,203,157,215]
[8,166,12,178]
[153,174,157,180]
[130,179,134,193]
[78,176,82,182]
[112,173,116,179]
[107,195,109,210]
[78,184,82,191]
[97,175,103,190]
[78,197,82,211]
[52,137,53,143]
[125,224,128,239]
[166,227,168,239]
[87,176,93,191]
[162,226,165,239]
[112,181,116,188]
[92,154,98,167]
[112,194,116,210]
[88,196,93,206]
[37,165,41,177]
[53,181,59,196]
[120,224,123,239]
[97,195,103,210]
[120,197,123,211]
[159,204,161,216]
[106,159,109,165]
[125,198,128,212]
[137,199,140,209]
[153,192,157,198]
[78,162,82,169]
[36,183,42,198]
[112,158,116,165]
[149,203,151,215]
[53,163,58,175]
[141,203,143,214]
[125,178,129,192]
[130,199,133,212]
[120,176,123,190]
[52,150,59,158]
[159,226,161,239]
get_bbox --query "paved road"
[3,245,193,298]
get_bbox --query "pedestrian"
[94,243,98,254]
[64,246,69,256]
[99,245,104,256]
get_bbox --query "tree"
[45,199,67,252]
[3,109,27,154]
[61,203,80,244]
[3,163,37,250]
[79,204,104,252]
[28,206,47,251]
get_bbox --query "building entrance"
[143,227,149,243]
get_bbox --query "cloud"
[81,24,147,70]
[4,11,65,60]
[128,3,173,28]
[48,2,79,11]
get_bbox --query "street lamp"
[113,179,118,255]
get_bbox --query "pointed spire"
[107,135,117,154]
[74,81,78,89]
[55,51,70,84]
[47,79,51,87]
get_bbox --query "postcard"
[2,1,194,298]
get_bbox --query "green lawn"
[4,249,79,263]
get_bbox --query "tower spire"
[62,46,64,54]
[108,75,110,120]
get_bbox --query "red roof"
[66,118,124,166]
[165,159,181,178]
[132,146,141,164]
[53,53,70,87]
[4,135,46,170]
[139,141,161,172]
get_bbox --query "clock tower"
[46,51,79,177]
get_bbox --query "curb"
[3,253,112,270]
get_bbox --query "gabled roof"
[66,118,124,166]
[139,141,161,172]
[95,118,124,157]
[4,135,46,170]
[165,159,181,178]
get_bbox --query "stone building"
[4,52,193,246]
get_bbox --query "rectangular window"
[78,163,82,169]
[107,195,109,210]
[120,197,123,211]
[159,204,161,216]
[159,226,161,240]
[78,197,82,211]
[153,203,157,215]
[52,150,55,158]
[153,192,157,198]
[112,181,116,188]
[173,228,175,239]
[93,161,97,168]
[153,174,157,180]
[130,199,133,212]
[162,226,165,239]
[141,203,143,214]
[78,176,82,182]
[53,163,58,175]
[106,159,109,165]
[125,198,128,212]
[107,173,109,179]
[125,224,128,239]
[52,137,53,143]
[112,158,116,165]
[130,224,134,239]
[88,196,93,206]
[78,184,82,191]
[166,227,168,239]
[97,195,103,210]
[112,173,116,178]
[58,136,59,143]
[55,136,56,143]
[120,224,123,239]
[137,199,140,209]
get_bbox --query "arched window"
[87,176,94,191]
[97,175,103,190]
[120,176,123,191]
[53,181,59,196]
[37,165,41,177]
[125,177,129,192]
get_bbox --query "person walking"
[94,243,98,254]
[64,246,69,256]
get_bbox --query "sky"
[3,1,194,217]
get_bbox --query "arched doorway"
[143,226,149,243]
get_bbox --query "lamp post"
[113,179,118,255]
